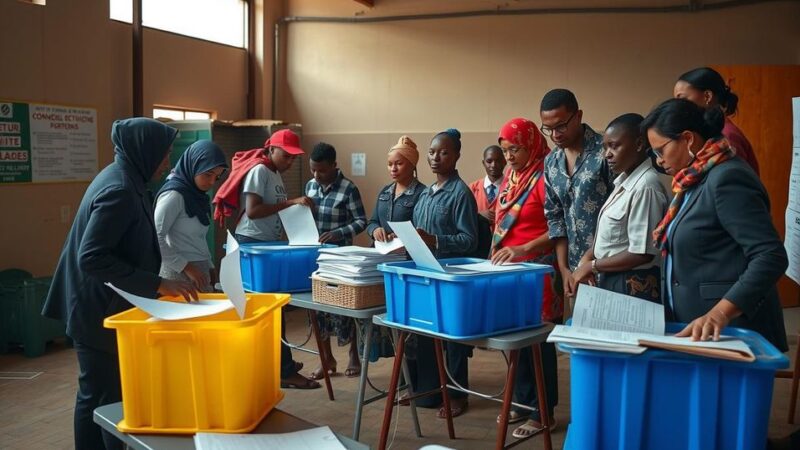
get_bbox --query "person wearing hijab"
[643,98,787,349]
[42,118,198,450]
[572,114,669,303]
[361,135,427,363]
[154,139,228,292]
[490,118,560,438]
[673,67,759,175]
[409,128,478,418]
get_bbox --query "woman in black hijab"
[43,117,198,450]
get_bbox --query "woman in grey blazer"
[641,99,787,351]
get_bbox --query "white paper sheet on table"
[445,260,531,273]
[106,283,233,320]
[221,231,247,319]
[387,221,444,272]
[278,204,320,246]
[193,426,347,450]
[375,238,404,254]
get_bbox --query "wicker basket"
[311,276,385,309]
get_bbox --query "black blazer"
[42,162,162,354]
[665,158,788,351]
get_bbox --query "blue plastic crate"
[377,258,553,339]
[238,242,334,293]
[560,323,789,450]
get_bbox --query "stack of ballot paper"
[314,246,407,285]
[547,285,756,362]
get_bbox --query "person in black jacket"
[42,118,197,450]
[642,99,788,351]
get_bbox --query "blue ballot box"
[239,242,335,293]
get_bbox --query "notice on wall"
[785,97,800,284]
[0,101,98,183]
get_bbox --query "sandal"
[345,365,361,378]
[511,418,557,439]
[398,392,411,406]
[309,364,337,380]
[496,410,528,424]
[280,374,321,390]
[437,400,468,419]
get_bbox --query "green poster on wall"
[0,102,32,183]
[0,100,98,184]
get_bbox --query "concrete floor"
[1,307,799,450]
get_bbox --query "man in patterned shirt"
[305,141,367,378]
[540,89,615,310]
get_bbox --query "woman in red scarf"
[490,118,560,438]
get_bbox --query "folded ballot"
[547,285,755,362]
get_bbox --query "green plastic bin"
[0,276,65,357]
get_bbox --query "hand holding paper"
[278,204,321,246]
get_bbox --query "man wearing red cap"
[213,129,320,389]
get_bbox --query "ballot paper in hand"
[387,221,444,271]
[278,204,321,246]
[220,231,247,319]
[106,283,234,320]
[375,237,404,255]
[547,285,755,362]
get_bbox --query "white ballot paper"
[106,283,233,320]
[194,426,347,450]
[388,221,445,271]
[375,237,405,255]
[547,285,755,362]
[220,231,247,319]
[278,204,320,246]
[107,231,249,321]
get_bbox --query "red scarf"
[212,147,274,226]
[494,118,550,228]
[652,138,735,254]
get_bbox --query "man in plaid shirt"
[305,142,367,379]
[305,142,367,246]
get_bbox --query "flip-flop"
[398,392,411,406]
[345,366,361,378]
[280,377,321,390]
[511,418,558,439]
[309,365,337,380]
[496,410,528,424]
[437,401,468,419]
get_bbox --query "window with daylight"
[153,107,212,121]
[110,0,247,48]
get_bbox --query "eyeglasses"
[501,145,525,156]
[649,139,674,159]
[540,111,577,137]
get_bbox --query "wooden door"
[712,65,800,307]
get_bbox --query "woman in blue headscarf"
[43,118,199,450]
[154,139,228,291]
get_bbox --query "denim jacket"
[412,171,478,258]
[366,179,426,238]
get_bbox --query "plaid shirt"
[305,170,367,246]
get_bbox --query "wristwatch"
[591,259,600,276]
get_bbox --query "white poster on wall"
[29,103,98,182]
[785,97,800,284]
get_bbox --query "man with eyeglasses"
[539,89,615,314]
